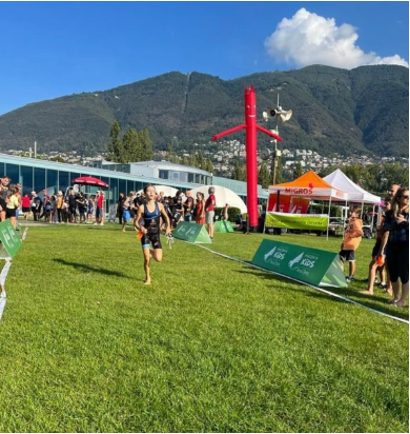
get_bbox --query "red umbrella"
[71,176,109,188]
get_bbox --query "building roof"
[0,153,201,190]
[130,160,212,176]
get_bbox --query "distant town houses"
[3,138,405,179]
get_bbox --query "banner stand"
[252,239,347,288]
[173,221,212,243]
[0,220,23,312]
[0,220,22,260]
[214,220,234,233]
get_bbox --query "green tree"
[166,144,173,158]
[107,121,121,162]
[189,154,199,168]
[205,158,214,173]
[140,129,153,161]
[121,128,140,163]
[182,156,189,166]
[170,154,180,164]
[232,161,246,181]
[294,162,303,178]
[50,156,66,163]
[197,151,205,170]
[258,161,271,189]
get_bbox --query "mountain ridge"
[0,64,408,157]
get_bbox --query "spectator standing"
[31,191,42,221]
[56,191,64,223]
[379,187,409,306]
[183,191,195,222]
[117,193,125,225]
[88,196,95,223]
[96,191,104,226]
[21,194,31,221]
[0,176,11,222]
[339,207,364,283]
[195,192,206,225]
[121,192,133,232]
[205,187,216,240]
[68,189,78,223]
[77,192,87,224]
[5,184,20,229]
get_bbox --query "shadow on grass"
[53,258,134,279]
[238,266,409,321]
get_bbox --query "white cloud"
[264,8,409,69]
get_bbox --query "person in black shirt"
[134,184,171,285]
[379,187,409,306]
[117,193,125,224]
[68,189,78,223]
[76,192,87,223]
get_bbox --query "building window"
[188,173,194,183]
[34,167,46,192]
[119,179,126,196]
[169,171,180,181]
[180,172,188,183]
[47,169,58,194]
[21,166,33,195]
[5,163,19,184]
[59,171,70,194]
[126,181,136,195]
[159,170,169,179]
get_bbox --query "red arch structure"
[212,86,282,229]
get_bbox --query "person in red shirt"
[205,186,216,240]
[94,191,105,226]
[21,193,31,220]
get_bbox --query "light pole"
[263,94,292,185]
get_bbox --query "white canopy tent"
[153,185,185,199]
[136,185,185,199]
[323,169,381,204]
[189,185,247,214]
[324,169,382,232]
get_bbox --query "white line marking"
[195,244,409,325]
[0,297,6,325]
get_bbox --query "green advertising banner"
[252,239,347,288]
[0,220,22,259]
[214,220,234,233]
[266,213,328,230]
[173,221,212,244]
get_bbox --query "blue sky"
[0,1,408,115]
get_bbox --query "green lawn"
[0,224,408,433]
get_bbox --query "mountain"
[0,65,408,157]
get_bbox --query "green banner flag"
[0,220,22,259]
[173,221,212,244]
[266,213,328,230]
[252,239,347,288]
[214,220,234,233]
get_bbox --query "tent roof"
[272,170,335,189]
[268,170,348,201]
[189,185,247,214]
[324,169,381,204]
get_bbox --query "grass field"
[0,223,408,433]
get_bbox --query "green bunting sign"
[173,221,212,243]
[214,220,234,233]
[252,239,347,288]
